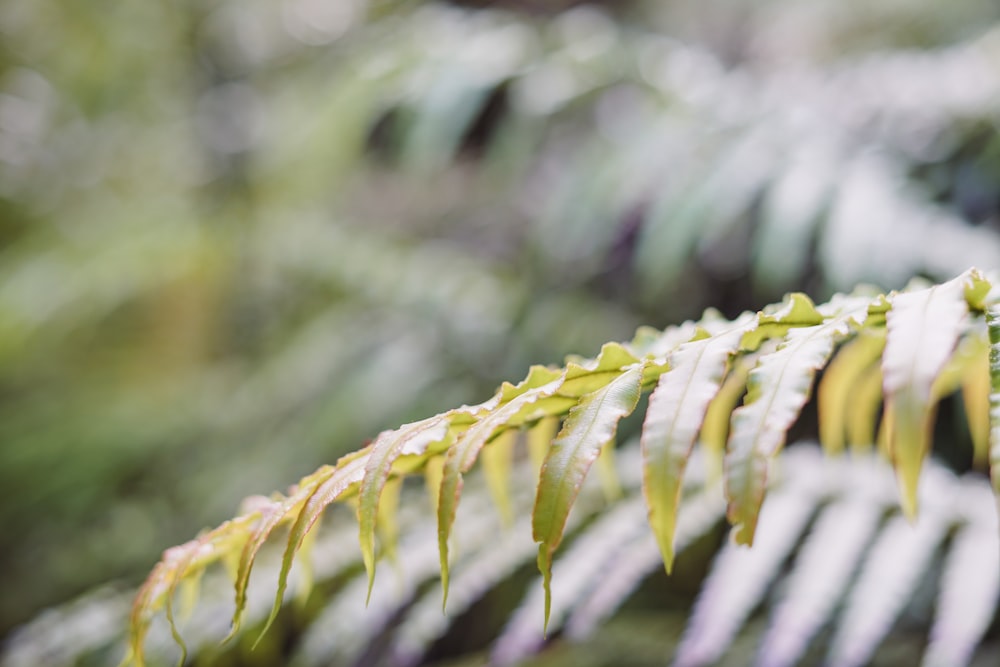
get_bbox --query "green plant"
[121,267,1000,666]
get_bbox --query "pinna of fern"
[124,267,1000,666]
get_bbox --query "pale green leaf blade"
[726,299,868,544]
[527,416,558,474]
[818,329,886,456]
[882,270,979,518]
[846,362,884,453]
[358,416,452,604]
[595,440,621,501]
[377,476,403,566]
[641,326,744,573]
[959,334,990,466]
[700,357,751,481]
[258,448,371,644]
[481,428,518,528]
[437,372,564,608]
[532,364,644,630]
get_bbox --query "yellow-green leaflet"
[961,335,991,466]
[357,414,457,605]
[818,328,886,456]
[481,429,518,528]
[377,476,403,566]
[532,364,644,631]
[700,357,751,481]
[527,416,559,475]
[260,448,372,644]
[641,324,746,573]
[846,362,884,453]
[882,269,987,518]
[726,296,868,545]
[437,368,564,609]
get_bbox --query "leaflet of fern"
[641,325,744,573]
[126,454,360,666]
[481,428,518,528]
[726,298,865,545]
[818,328,886,455]
[260,447,375,642]
[881,269,985,517]
[532,363,644,630]
[437,369,564,608]
[357,416,454,603]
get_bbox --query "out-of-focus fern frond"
[6,443,998,667]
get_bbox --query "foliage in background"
[1,0,1000,662]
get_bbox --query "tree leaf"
[532,363,644,631]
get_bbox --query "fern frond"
[675,455,825,667]
[923,479,1000,667]
[124,270,1000,665]
[826,493,952,666]
[564,473,727,640]
[756,465,891,667]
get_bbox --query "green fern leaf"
[641,320,748,573]
[481,428,518,528]
[261,447,373,642]
[818,327,886,456]
[532,362,645,632]
[882,268,987,518]
[359,410,479,605]
[437,366,564,608]
[726,294,868,544]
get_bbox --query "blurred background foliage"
[1,0,1000,656]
